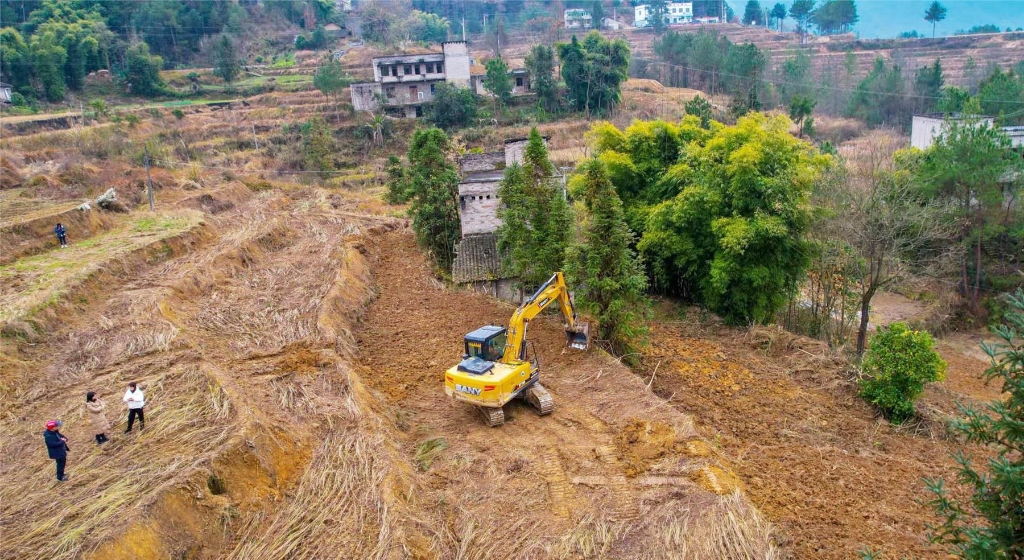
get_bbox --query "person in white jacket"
[123,382,145,433]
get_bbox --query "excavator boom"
[503,272,590,362]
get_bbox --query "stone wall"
[350,83,381,112]
[458,181,502,236]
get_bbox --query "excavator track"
[524,383,554,416]
[481,406,505,427]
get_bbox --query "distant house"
[322,22,348,37]
[911,113,1024,151]
[564,8,593,29]
[349,41,472,118]
[474,66,532,96]
[0,82,12,104]
[452,137,550,301]
[634,2,693,27]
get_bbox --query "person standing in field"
[54,223,67,248]
[43,420,70,481]
[86,392,110,444]
[123,382,145,433]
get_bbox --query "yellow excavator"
[444,272,590,426]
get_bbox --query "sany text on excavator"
[444,272,590,426]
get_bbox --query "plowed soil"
[638,305,992,559]
[352,230,778,558]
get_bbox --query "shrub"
[859,322,946,422]
[171,108,185,120]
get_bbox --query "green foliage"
[496,129,573,288]
[859,322,946,422]
[770,3,787,30]
[557,32,630,116]
[913,59,945,114]
[384,155,411,204]
[978,68,1024,125]
[406,128,461,271]
[684,95,714,128]
[413,11,451,43]
[847,57,909,128]
[924,1,947,37]
[300,117,335,175]
[810,0,858,35]
[213,34,240,84]
[313,57,350,103]
[956,24,1001,35]
[789,94,817,134]
[124,42,165,97]
[637,114,829,324]
[789,0,816,35]
[566,159,650,356]
[171,108,185,120]
[425,82,478,130]
[925,289,1024,557]
[525,44,557,113]
[483,56,512,108]
[743,0,763,25]
[653,30,766,111]
[648,0,669,33]
[918,118,1020,310]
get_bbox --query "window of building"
[516,77,523,87]
[430,83,436,93]
[404,64,412,74]
[437,62,444,73]
[385,86,395,98]
[426,63,433,73]
[391,66,397,77]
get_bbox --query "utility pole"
[462,17,466,40]
[252,121,259,151]
[144,143,154,212]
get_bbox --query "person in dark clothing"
[43,420,70,481]
[54,223,68,248]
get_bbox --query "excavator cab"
[463,325,506,362]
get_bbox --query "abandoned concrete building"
[452,138,542,301]
[349,41,472,118]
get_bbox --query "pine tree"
[924,1,947,38]
[566,159,650,356]
[497,128,573,289]
[925,289,1024,558]
[406,128,461,271]
[213,34,239,83]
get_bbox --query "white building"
[634,2,693,27]
[564,8,593,29]
[911,113,996,150]
[349,41,472,118]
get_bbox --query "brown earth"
[637,303,991,559]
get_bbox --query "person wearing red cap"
[43,420,70,481]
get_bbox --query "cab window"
[485,332,507,361]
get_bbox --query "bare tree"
[837,136,955,354]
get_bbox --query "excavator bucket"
[566,322,591,351]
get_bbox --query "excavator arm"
[502,272,590,363]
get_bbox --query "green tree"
[414,11,450,43]
[525,44,557,113]
[770,2,787,30]
[0,27,31,90]
[914,59,945,114]
[978,68,1024,125]
[566,159,650,356]
[313,56,350,117]
[483,56,512,110]
[425,82,478,130]
[213,34,239,83]
[684,95,714,128]
[789,94,816,136]
[406,128,461,271]
[649,0,669,33]
[926,289,1024,557]
[743,0,763,25]
[918,118,1020,312]
[924,1,947,37]
[497,128,573,289]
[847,57,909,128]
[30,32,67,101]
[124,42,164,97]
[789,0,816,40]
[810,0,858,35]
[859,322,946,422]
[639,114,829,324]
[384,154,411,204]
[557,32,630,116]
[300,117,335,176]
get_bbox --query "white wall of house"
[911,115,996,150]
[459,181,503,235]
[635,2,693,27]
[442,41,471,86]
[564,9,592,28]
